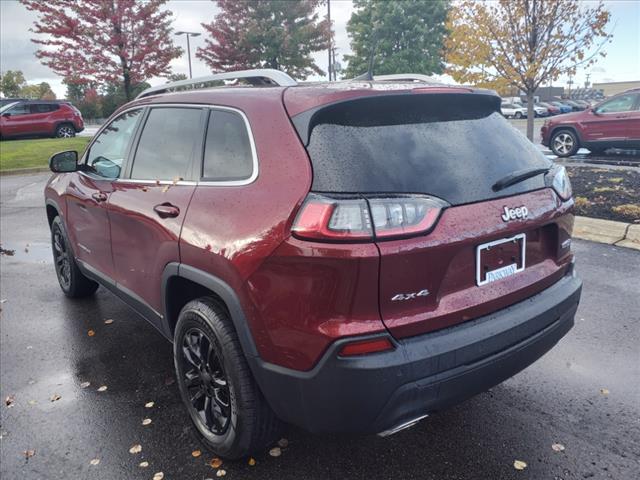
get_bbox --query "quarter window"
[131,108,202,181]
[202,110,254,181]
[86,109,142,179]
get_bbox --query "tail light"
[292,193,448,242]
[547,165,572,201]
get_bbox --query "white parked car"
[501,103,527,119]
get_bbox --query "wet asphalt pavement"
[1,173,639,480]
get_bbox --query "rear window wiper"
[492,166,551,192]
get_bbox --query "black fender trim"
[161,263,260,359]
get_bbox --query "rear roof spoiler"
[137,69,298,99]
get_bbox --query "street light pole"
[327,0,332,81]
[175,31,201,79]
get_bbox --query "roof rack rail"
[372,73,441,84]
[136,69,297,99]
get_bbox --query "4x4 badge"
[391,289,430,301]
[501,206,528,222]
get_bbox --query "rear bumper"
[253,271,582,434]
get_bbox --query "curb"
[573,216,639,251]
[0,167,51,177]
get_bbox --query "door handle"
[92,192,108,202]
[153,203,180,218]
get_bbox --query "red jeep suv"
[541,88,640,157]
[0,100,84,139]
[44,70,582,458]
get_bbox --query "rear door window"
[202,109,254,182]
[303,94,551,205]
[131,107,202,181]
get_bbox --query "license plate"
[476,233,526,286]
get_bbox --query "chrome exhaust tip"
[377,414,429,437]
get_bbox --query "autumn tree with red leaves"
[21,0,182,101]
[197,0,331,79]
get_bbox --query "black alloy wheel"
[180,327,232,435]
[52,224,71,290]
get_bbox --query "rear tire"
[174,298,282,459]
[514,111,523,119]
[51,216,99,298]
[55,123,76,138]
[550,129,579,157]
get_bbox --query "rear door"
[66,108,144,279]
[107,106,205,317]
[27,103,54,134]
[303,93,570,339]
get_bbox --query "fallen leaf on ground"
[129,444,142,454]
[164,377,175,386]
[104,319,114,325]
[50,393,61,402]
[600,388,610,395]
[153,472,164,480]
[27,379,35,385]
[142,418,152,426]
[277,438,289,448]
[97,385,108,392]
[513,460,527,470]
[5,395,15,407]
[209,457,222,468]
[145,401,155,408]
[28,400,37,406]
[139,461,149,468]
[216,470,226,477]
[80,381,91,389]
[552,443,565,452]
[248,457,256,466]
[0,299,7,303]
[87,330,95,337]
[23,449,35,459]
[192,450,201,457]
[89,458,100,465]
[269,447,282,457]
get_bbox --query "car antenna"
[352,22,379,81]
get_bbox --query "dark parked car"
[562,100,586,111]
[0,100,84,139]
[541,88,640,156]
[45,69,582,458]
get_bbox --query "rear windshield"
[304,94,551,205]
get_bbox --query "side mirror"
[49,150,78,173]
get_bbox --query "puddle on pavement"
[0,242,52,263]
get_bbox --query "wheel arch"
[161,263,260,361]
[549,125,583,145]
[45,198,61,228]
[53,121,76,135]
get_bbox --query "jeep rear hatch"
[291,91,574,339]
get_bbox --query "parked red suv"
[44,70,582,458]
[0,100,84,139]
[541,88,640,157]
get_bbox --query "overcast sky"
[0,0,638,99]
